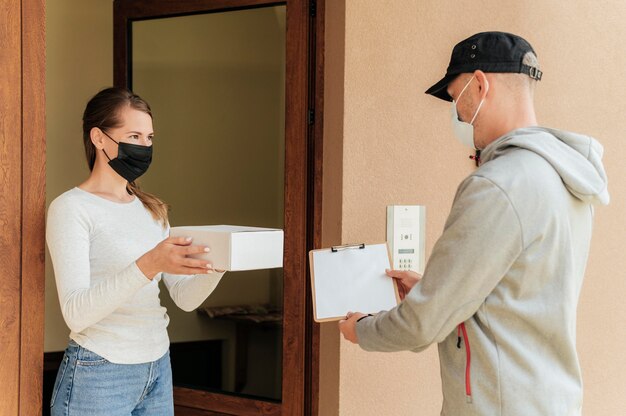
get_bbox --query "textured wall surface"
[322,1,626,414]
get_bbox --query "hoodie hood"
[480,127,610,205]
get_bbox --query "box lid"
[173,225,282,233]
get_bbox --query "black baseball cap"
[425,31,542,102]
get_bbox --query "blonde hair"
[127,181,169,227]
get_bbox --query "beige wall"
[45,0,113,352]
[322,0,626,415]
[318,0,345,413]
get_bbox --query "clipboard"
[309,243,400,322]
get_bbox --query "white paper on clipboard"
[309,243,399,322]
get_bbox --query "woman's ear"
[90,127,105,150]
[474,70,490,100]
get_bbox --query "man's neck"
[480,106,537,148]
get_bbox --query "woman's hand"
[385,269,422,300]
[136,236,214,280]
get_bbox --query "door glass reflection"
[132,5,286,401]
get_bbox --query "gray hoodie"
[356,127,609,415]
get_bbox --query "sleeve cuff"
[355,315,378,351]
[128,261,155,285]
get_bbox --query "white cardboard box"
[170,225,284,271]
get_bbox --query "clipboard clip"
[331,243,365,253]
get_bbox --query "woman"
[47,87,225,415]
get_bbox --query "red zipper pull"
[459,323,473,403]
[469,149,481,166]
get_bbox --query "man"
[339,32,609,415]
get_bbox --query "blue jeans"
[50,340,173,415]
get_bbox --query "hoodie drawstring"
[457,323,472,403]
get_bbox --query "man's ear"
[90,127,105,150]
[473,70,490,100]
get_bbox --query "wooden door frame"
[0,0,46,415]
[112,1,324,414]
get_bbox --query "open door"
[113,1,324,414]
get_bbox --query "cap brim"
[425,74,456,102]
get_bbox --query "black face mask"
[101,131,152,183]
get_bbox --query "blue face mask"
[451,76,485,149]
[101,131,153,183]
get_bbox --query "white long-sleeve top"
[46,187,225,364]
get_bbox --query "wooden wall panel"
[307,1,324,415]
[281,0,309,413]
[0,0,24,414]
[0,0,45,414]
[19,0,46,414]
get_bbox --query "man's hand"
[386,269,422,300]
[339,311,366,344]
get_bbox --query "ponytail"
[127,181,169,228]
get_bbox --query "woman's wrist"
[136,252,159,280]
